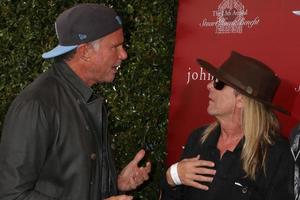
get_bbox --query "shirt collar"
[205,125,221,148]
[54,61,93,103]
[205,124,244,153]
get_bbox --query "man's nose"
[207,81,214,90]
[119,47,128,60]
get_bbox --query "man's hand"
[166,155,216,190]
[105,195,133,200]
[117,149,151,191]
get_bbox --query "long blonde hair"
[201,96,279,180]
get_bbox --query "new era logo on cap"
[42,4,122,59]
[78,34,87,40]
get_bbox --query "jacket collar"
[54,61,94,103]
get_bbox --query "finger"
[194,167,216,176]
[137,170,149,182]
[118,195,134,200]
[133,171,144,184]
[145,161,151,172]
[140,172,149,181]
[180,158,214,170]
[188,180,209,191]
[131,149,145,165]
[192,174,214,183]
[132,176,144,188]
[179,167,214,184]
[105,195,133,200]
[129,177,138,190]
[135,168,149,180]
[138,162,151,176]
[177,160,213,176]
[134,171,143,180]
[193,160,215,168]
[184,155,200,162]
[192,154,200,160]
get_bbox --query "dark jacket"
[0,62,118,200]
[161,126,294,200]
[290,123,300,200]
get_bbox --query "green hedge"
[0,0,177,199]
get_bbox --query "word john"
[186,67,214,85]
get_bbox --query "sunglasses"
[213,78,226,90]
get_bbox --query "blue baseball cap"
[42,3,122,59]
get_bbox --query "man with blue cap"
[0,4,151,200]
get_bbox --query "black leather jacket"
[0,62,118,200]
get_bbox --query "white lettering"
[186,67,214,85]
[187,67,191,85]
[200,19,217,27]
[295,84,300,92]
[199,17,260,32]
[192,72,199,80]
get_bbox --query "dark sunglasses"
[213,78,226,90]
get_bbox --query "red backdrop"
[167,0,300,166]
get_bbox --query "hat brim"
[196,58,290,115]
[42,44,78,59]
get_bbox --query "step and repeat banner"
[167,0,300,165]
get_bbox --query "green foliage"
[0,0,177,199]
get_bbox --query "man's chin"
[207,108,215,116]
[106,75,116,83]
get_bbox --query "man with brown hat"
[0,4,150,200]
[161,51,293,200]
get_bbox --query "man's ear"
[236,94,244,109]
[77,43,91,62]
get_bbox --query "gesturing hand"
[117,149,151,191]
[166,155,216,190]
[105,195,133,200]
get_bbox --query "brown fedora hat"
[197,51,289,115]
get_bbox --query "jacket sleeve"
[0,99,55,200]
[160,178,184,200]
[265,141,294,200]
